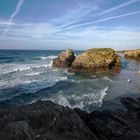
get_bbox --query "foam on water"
[0,61,53,75]
[103,77,113,82]
[25,72,42,76]
[49,86,109,112]
[37,56,57,60]
[0,50,140,112]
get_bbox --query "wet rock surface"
[53,49,76,68]
[69,48,121,73]
[0,97,140,140]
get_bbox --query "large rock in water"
[125,49,140,60]
[53,49,75,68]
[69,48,121,73]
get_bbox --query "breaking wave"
[37,55,56,60]
[25,72,43,76]
[48,86,109,112]
[1,61,53,75]
[103,77,113,82]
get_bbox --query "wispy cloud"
[58,0,140,29]
[0,0,140,50]
[62,10,140,30]
[98,0,140,16]
[3,0,24,36]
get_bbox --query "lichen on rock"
[69,48,121,73]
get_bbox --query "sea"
[0,50,140,112]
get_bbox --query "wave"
[25,72,43,76]
[2,61,53,75]
[103,77,113,82]
[48,86,109,112]
[64,70,75,75]
[36,55,56,60]
[3,66,31,74]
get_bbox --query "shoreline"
[0,95,140,140]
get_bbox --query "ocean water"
[0,50,140,112]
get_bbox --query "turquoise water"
[0,50,140,112]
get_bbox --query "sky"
[0,0,140,50]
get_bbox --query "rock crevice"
[0,97,140,140]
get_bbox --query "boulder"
[69,48,121,73]
[125,49,140,60]
[53,49,75,68]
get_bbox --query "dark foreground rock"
[53,49,76,68]
[0,97,140,140]
[69,48,121,73]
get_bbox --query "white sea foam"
[50,86,109,112]
[23,80,38,84]
[103,77,113,82]
[1,61,53,75]
[54,76,68,82]
[3,66,31,74]
[35,61,52,68]
[64,70,75,75]
[25,72,42,76]
[38,56,56,60]
[57,95,71,107]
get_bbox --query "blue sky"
[0,0,140,50]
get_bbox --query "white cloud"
[3,0,25,36]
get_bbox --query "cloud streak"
[98,0,140,16]
[58,0,140,29]
[3,0,24,36]
[62,10,140,30]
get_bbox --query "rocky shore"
[69,48,121,73]
[0,96,140,140]
[53,48,121,73]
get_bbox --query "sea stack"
[124,49,140,60]
[53,49,76,68]
[69,48,121,73]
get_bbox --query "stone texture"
[69,48,121,73]
[125,49,140,60]
[0,101,96,140]
[53,49,75,68]
[0,96,140,140]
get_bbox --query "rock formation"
[69,48,121,73]
[0,101,96,140]
[125,49,140,60]
[53,49,75,68]
[0,96,140,140]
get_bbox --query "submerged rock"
[0,96,140,140]
[125,49,140,60]
[53,49,76,68]
[69,48,121,73]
